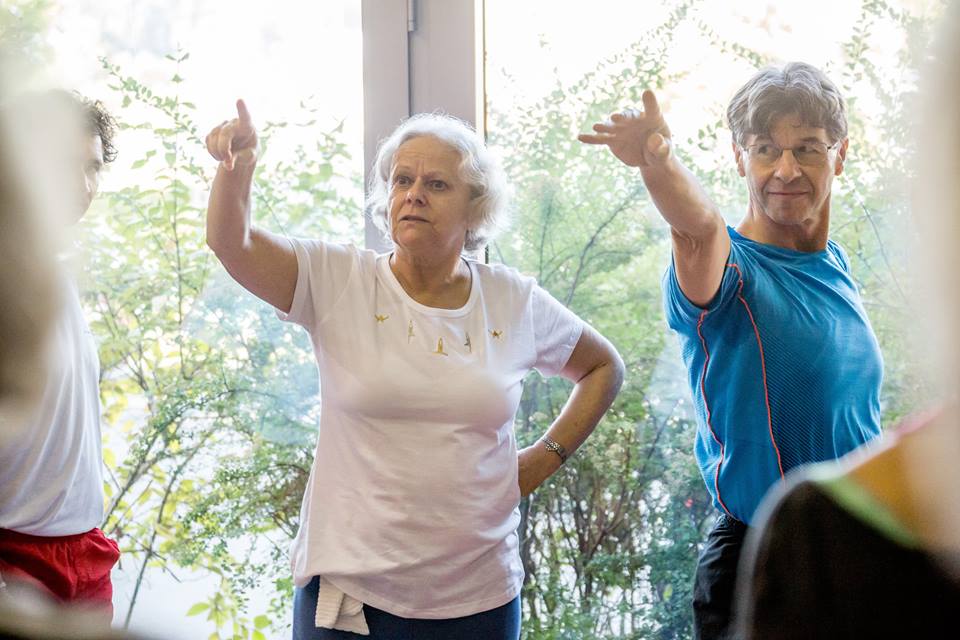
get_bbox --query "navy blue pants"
[692,513,749,640]
[292,576,521,640]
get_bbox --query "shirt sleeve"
[530,285,584,377]
[661,242,743,331]
[829,241,853,274]
[275,238,358,331]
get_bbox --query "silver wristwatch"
[541,437,568,463]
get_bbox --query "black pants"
[692,513,748,640]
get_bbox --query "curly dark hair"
[67,90,118,163]
[80,93,118,164]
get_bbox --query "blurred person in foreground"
[580,63,883,639]
[734,5,960,638]
[0,90,120,621]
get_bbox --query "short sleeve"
[662,242,743,331]
[828,241,852,274]
[276,238,358,331]
[531,285,584,377]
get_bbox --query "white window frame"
[361,0,483,252]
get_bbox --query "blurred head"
[367,113,510,254]
[728,63,848,233]
[915,3,960,397]
[3,90,117,223]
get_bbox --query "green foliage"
[82,53,361,636]
[0,0,55,91]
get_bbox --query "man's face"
[36,127,105,225]
[734,113,847,233]
[74,134,105,222]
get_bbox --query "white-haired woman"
[204,102,624,639]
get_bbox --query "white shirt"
[278,240,583,619]
[0,275,104,536]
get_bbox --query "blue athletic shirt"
[663,226,883,524]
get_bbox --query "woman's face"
[388,136,473,259]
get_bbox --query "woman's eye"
[431,181,447,190]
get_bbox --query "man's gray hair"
[726,62,848,146]
[366,113,510,252]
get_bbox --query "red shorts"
[0,527,120,617]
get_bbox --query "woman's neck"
[389,249,472,309]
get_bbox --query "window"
[8,0,940,636]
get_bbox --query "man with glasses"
[580,62,882,639]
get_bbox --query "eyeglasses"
[741,140,841,167]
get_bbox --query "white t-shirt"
[0,276,104,536]
[278,240,583,619]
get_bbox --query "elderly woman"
[204,102,624,639]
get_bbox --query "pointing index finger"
[236,99,253,127]
[641,90,661,118]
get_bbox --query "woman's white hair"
[366,113,511,252]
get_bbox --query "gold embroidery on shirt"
[375,314,389,323]
[464,333,472,353]
[408,320,415,343]
[490,329,503,339]
[434,337,449,356]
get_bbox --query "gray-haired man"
[581,63,883,638]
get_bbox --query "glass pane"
[19,1,363,636]
[485,1,936,636]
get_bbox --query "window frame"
[361,0,484,252]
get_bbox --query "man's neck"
[736,207,830,253]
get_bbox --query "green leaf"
[186,602,210,616]
[253,615,269,629]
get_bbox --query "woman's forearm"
[518,343,624,497]
[206,161,256,259]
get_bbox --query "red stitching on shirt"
[727,262,785,479]
[697,308,734,517]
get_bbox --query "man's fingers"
[578,133,614,145]
[641,90,661,118]
[592,121,617,134]
[647,132,670,162]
